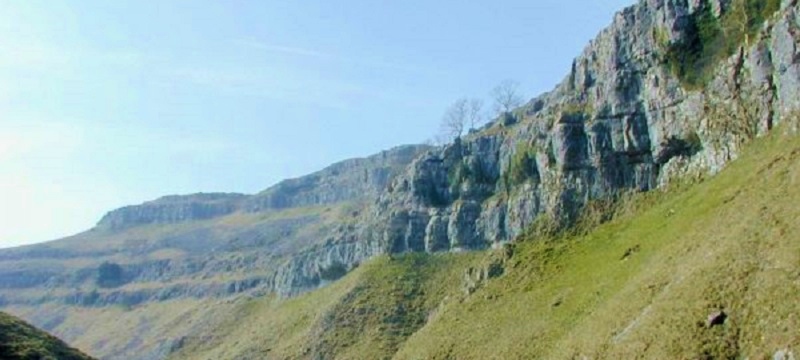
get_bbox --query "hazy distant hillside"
[0,145,429,358]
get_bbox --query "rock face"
[379,0,800,248]
[96,193,247,230]
[269,0,800,294]
[247,145,427,211]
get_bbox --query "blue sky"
[0,0,635,248]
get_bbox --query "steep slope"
[0,311,94,360]
[173,125,800,360]
[395,128,800,359]
[168,253,480,360]
[270,0,800,293]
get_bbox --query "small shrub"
[572,198,620,235]
[97,262,124,288]
[546,141,558,167]
[665,0,781,89]
[665,0,721,88]
[500,112,518,126]
[449,160,494,193]
[319,262,349,282]
[523,213,562,240]
[561,102,593,120]
[504,143,539,188]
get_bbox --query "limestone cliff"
[96,193,247,231]
[270,0,800,295]
[94,145,427,231]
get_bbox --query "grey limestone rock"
[775,349,797,360]
[95,145,431,231]
[96,193,247,230]
[270,0,800,293]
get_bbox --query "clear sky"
[0,0,635,248]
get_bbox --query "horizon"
[0,0,635,248]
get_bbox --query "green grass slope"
[397,129,800,359]
[170,252,480,360]
[0,312,94,360]
[174,130,800,359]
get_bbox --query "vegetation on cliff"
[665,0,781,88]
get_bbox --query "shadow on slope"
[0,312,94,360]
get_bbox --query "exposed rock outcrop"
[370,0,800,250]
[95,145,430,231]
[97,193,247,231]
[269,0,800,295]
[246,145,430,211]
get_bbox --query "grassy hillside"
[173,128,800,359]
[397,129,800,359]
[0,312,94,360]
[7,300,233,359]
[169,252,480,360]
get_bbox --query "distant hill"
[0,144,430,359]
[0,312,94,360]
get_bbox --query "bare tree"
[467,98,484,130]
[438,97,487,142]
[441,98,469,140]
[426,133,450,147]
[490,80,524,115]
